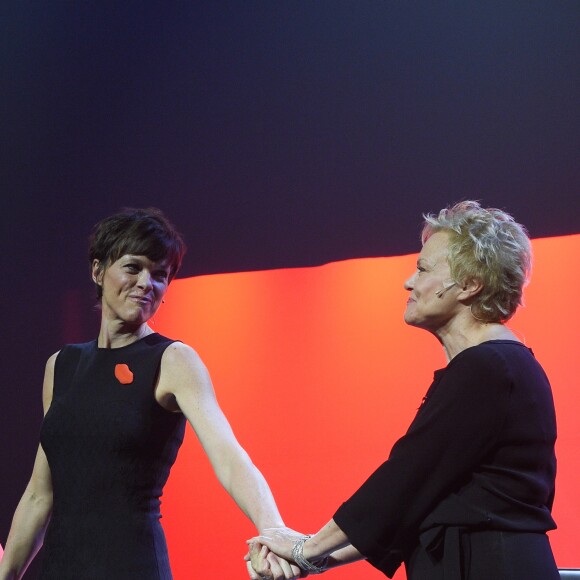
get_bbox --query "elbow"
[26,489,53,517]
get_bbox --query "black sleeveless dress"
[39,333,186,580]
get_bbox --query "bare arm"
[0,354,57,580]
[302,518,351,562]
[157,343,285,531]
[325,544,365,569]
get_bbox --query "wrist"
[303,536,324,561]
[256,521,285,533]
[292,536,328,575]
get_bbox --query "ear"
[91,259,104,286]
[457,277,484,301]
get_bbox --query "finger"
[286,561,302,580]
[247,535,269,544]
[248,536,274,553]
[246,559,262,580]
[266,553,285,580]
[277,557,300,580]
[250,544,272,576]
[267,553,302,580]
[249,542,267,562]
[246,558,273,580]
[288,563,302,580]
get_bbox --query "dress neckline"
[95,332,159,351]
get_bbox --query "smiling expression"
[93,254,170,327]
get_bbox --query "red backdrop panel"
[154,234,579,579]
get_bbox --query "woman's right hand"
[247,527,306,562]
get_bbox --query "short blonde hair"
[422,200,532,323]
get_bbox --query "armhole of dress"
[153,340,184,415]
[53,345,84,397]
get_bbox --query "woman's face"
[93,254,170,327]
[404,231,460,332]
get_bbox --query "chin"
[121,310,149,326]
[404,313,426,329]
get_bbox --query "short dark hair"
[89,207,186,299]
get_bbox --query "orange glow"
[155,234,579,579]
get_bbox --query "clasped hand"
[245,527,307,580]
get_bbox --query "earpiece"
[435,282,457,297]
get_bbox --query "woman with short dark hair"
[0,207,299,580]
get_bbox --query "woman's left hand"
[246,542,304,580]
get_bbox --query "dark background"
[1,2,578,576]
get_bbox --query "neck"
[434,311,518,362]
[97,321,153,349]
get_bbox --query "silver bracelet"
[291,535,328,575]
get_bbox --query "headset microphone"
[435,282,457,297]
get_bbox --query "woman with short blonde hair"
[250,201,559,580]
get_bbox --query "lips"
[129,294,152,305]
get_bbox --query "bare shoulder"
[42,350,60,411]
[45,350,59,372]
[158,343,226,426]
[161,342,208,372]
[158,342,213,397]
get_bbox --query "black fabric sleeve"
[333,344,513,573]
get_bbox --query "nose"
[136,269,153,290]
[404,272,416,291]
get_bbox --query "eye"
[417,266,426,273]
[154,270,169,281]
[124,263,140,273]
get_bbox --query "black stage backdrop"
[1,3,578,576]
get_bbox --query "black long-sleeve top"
[333,340,557,577]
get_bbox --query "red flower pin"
[115,363,134,385]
